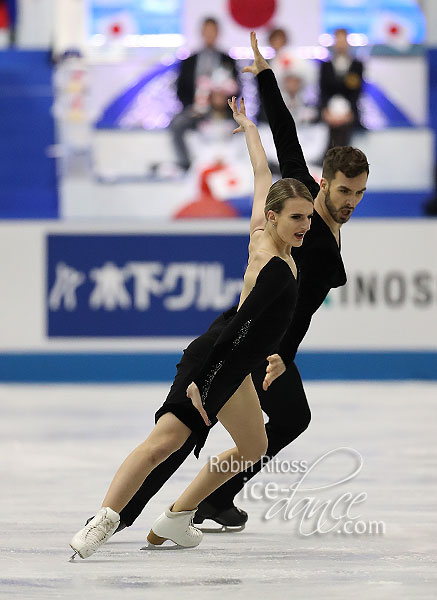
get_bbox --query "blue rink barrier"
[0,352,436,382]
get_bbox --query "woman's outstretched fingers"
[229,96,247,134]
[187,382,211,426]
[229,96,240,117]
[192,396,211,426]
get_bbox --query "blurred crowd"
[169,17,365,174]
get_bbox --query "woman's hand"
[228,96,254,134]
[263,354,286,390]
[242,31,271,77]
[186,382,211,426]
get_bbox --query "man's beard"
[325,187,352,224]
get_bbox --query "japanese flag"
[207,165,252,200]
[374,13,412,52]
[95,11,138,40]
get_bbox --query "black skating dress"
[155,256,298,457]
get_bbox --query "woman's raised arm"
[228,97,271,235]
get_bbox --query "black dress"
[155,256,298,457]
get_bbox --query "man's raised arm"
[243,32,320,199]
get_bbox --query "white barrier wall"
[0,220,436,354]
[302,219,437,351]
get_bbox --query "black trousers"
[120,360,311,526]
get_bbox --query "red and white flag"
[95,11,138,40]
[374,13,412,52]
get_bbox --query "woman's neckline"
[259,255,298,282]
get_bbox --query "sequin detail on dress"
[200,319,252,405]
[232,319,252,348]
[201,360,224,406]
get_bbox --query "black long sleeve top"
[257,69,347,366]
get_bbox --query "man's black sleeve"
[257,69,320,199]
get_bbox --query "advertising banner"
[0,220,436,380]
[44,222,437,348]
[302,220,437,350]
[47,233,247,337]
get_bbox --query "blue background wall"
[0,51,58,219]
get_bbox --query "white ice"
[1,382,436,599]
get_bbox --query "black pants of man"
[119,359,311,526]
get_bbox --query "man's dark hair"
[322,146,369,182]
[203,17,219,29]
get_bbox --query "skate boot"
[69,507,120,560]
[144,505,203,549]
[193,500,248,532]
[85,515,127,534]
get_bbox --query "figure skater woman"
[70,97,314,559]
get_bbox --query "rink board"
[0,220,436,380]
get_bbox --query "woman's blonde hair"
[264,178,314,218]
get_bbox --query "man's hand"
[186,381,211,426]
[242,31,271,77]
[263,354,286,390]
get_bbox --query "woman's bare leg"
[172,375,267,512]
[102,413,192,513]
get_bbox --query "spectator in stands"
[170,17,239,173]
[268,27,287,58]
[256,28,321,171]
[319,28,364,149]
[258,28,315,126]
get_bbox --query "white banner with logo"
[302,219,437,351]
[0,220,436,353]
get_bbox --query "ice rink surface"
[1,382,436,600]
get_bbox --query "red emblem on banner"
[228,0,276,29]
[111,23,122,35]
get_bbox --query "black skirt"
[154,307,237,458]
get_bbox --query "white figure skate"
[144,505,203,549]
[69,507,120,560]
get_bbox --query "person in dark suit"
[170,17,240,172]
[319,28,364,149]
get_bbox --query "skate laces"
[188,515,201,539]
[85,512,118,547]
